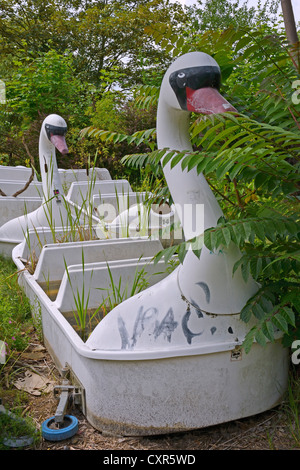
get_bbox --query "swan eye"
[177,72,186,88]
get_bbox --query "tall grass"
[98,259,151,316]
[0,256,32,356]
[63,250,101,341]
[286,374,300,446]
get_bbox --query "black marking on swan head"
[169,65,221,110]
[45,123,68,141]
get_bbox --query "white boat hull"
[13,242,289,436]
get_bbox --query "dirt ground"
[2,329,300,452]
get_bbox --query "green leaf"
[261,320,275,342]
[252,303,265,320]
[243,221,252,241]
[264,220,277,242]
[220,226,232,247]
[176,36,185,49]
[241,259,250,282]
[207,124,240,149]
[271,313,289,334]
[161,245,178,264]
[204,228,217,251]
[197,157,210,174]
[161,150,177,167]
[240,303,253,323]
[231,223,244,246]
[170,151,186,169]
[253,220,265,241]
[254,172,270,189]
[181,153,199,171]
[235,36,251,52]
[260,296,274,313]
[177,242,187,264]
[215,158,235,179]
[254,328,267,347]
[281,307,296,327]
[250,256,263,279]
[243,327,257,353]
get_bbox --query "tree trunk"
[281,0,298,45]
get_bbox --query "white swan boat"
[12,52,289,436]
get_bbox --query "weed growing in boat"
[21,227,39,274]
[21,159,103,272]
[98,259,151,316]
[42,154,99,239]
[63,250,102,341]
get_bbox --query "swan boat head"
[43,114,68,153]
[157,52,237,236]
[39,114,69,203]
[159,51,236,119]
[0,114,70,249]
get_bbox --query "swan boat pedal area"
[4,52,289,436]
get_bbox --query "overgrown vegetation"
[0,0,299,448]
[0,256,40,449]
[0,256,32,355]
[1,0,299,353]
